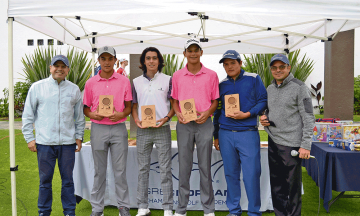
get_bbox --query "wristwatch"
[164,116,170,122]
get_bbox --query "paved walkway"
[0,120,264,130]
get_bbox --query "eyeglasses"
[270,65,288,71]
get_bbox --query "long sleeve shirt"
[213,69,267,139]
[265,73,315,150]
[22,76,85,145]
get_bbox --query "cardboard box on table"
[327,124,343,140]
[342,124,360,140]
[312,123,342,143]
[337,120,353,125]
[328,139,338,148]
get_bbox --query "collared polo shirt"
[83,70,132,125]
[132,72,172,125]
[171,63,219,112]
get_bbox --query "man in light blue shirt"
[22,55,85,216]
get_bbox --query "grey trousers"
[175,118,215,214]
[136,125,173,210]
[90,122,130,212]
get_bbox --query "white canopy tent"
[7,0,360,215]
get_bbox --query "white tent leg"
[92,52,95,77]
[8,17,17,216]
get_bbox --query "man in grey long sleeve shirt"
[22,55,85,216]
[260,54,315,216]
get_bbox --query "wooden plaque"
[224,94,240,116]
[141,105,156,127]
[98,95,114,117]
[180,98,197,122]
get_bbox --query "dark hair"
[139,47,164,72]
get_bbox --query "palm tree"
[242,50,315,88]
[162,54,185,76]
[21,46,92,91]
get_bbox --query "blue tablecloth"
[302,142,360,211]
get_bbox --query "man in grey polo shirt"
[260,54,315,216]
[22,55,85,216]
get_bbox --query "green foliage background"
[162,54,185,76]
[242,50,315,88]
[21,46,92,91]
[354,75,360,114]
[0,82,31,117]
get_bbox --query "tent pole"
[92,36,96,77]
[8,17,17,216]
[330,20,348,40]
[92,52,95,77]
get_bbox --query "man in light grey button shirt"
[22,55,85,216]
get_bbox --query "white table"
[74,141,273,211]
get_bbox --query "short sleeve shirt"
[171,63,219,112]
[83,70,132,125]
[116,68,128,77]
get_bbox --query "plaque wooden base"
[98,95,114,117]
[180,98,197,122]
[225,94,240,116]
[141,105,156,127]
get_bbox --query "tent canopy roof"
[8,0,360,54]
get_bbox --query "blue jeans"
[37,144,76,216]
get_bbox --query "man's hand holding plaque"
[108,108,127,122]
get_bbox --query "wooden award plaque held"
[141,105,156,127]
[225,94,240,116]
[180,98,197,122]
[98,95,114,117]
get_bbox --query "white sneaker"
[164,210,173,216]
[174,213,186,216]
[136,208,151,216]
[204,213,215,216]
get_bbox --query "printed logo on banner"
[149,153,224,182]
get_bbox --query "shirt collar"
[227,69,245,81]
[48,75,66,85]
[272,72,294,88]
[143,71,159,81]
[183,63,206,76]
[96,70,118,81]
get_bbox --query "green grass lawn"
[1,130,360,215]
[0,117,22,121]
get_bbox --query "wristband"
[164,116,170,122]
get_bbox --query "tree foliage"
[21,46,92,91]
[354,75,360,114]
[0,81,31,117]
[162,54,185,76]
[242,49,315,88]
